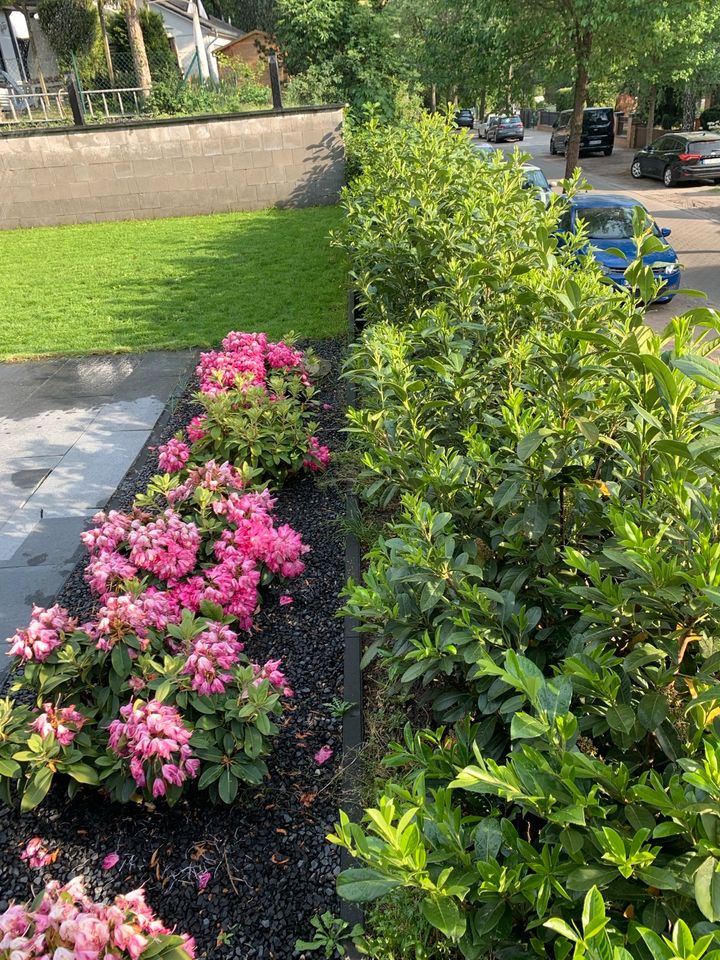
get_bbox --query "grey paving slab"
[40,355,139,398]
[0,516,88,570]
[0,401,106,458]
[91,396,167,432]
[0,455,64,523]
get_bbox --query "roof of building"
[150,0,244,38]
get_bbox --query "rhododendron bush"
[159,332,330,484]
[0,329,332,813]
[1,606,288,809]
[0,876,195,959]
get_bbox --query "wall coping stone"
[0,103,346,142]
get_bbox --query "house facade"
[148,0,243,82]
[217,29,284,86]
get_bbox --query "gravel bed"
[0,339,349,959]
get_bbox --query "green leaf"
[111,643,131,679]
[566,866,616,891]
[638,692,668,731]
[510,711,547,740]
[21,766,53,812]
[421,895,466,940]
[517,429,544,461]
[473,818,503,862]
[420,579,445,613]
[218,768,238,804]
[582,886,608,940]
[0,757,21,778]
[544,918,580,942]
[605,704,636,735]
[695,856,720,922]
[336,868,402,902]
[65,763,99,785]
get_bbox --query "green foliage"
[143,73,270,117]
[106,8,179,81]
[37,0,98,64]
[295,912,363,957]
[328,112,720,957]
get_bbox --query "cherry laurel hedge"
[329,113,720,960]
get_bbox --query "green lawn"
[0,206,346,359]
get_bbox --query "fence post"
[268,51,282,111]
[67,77,86,126]
[70,52,86,125]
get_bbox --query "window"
[574,206,649,240]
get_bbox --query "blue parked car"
[558,194,681,303]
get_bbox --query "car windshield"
[689,140,720,155]
[501,117,521,124]
[523,169,549,188]
[575,206,653,239]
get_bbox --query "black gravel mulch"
[0,339,351,959]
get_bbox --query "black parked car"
[454,109,474,129]
[631,131,720,187]
[486,115,524,142]
[550,107,614,157]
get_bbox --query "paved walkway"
[0,351,195,677]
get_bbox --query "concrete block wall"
[0,106,344,229]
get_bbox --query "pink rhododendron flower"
[195,332,310,395]
[304,436,331,472]
[197,871,212,891]
[0,877,195,959]
[182,622,244,696]
[186,415,208,443]
[102,852,120,870]
[31,703,85,746]
[127,510,201,581]
[108,699,199,798]
[20,837,58,870]
[7,605,75,663]
[314,745,334,766]
[279,595,293,606]
[252,658,293,698]
[158,438,191,473]
[322,403,333,411]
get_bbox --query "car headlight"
[664,263,680,275]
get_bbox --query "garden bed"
[0,339,349,959]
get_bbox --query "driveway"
[480,129,720,333]
[0,351,195,678]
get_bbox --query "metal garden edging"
[338,287,364,957]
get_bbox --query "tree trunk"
[683,82,695,130]
[123,0,152,93]
[479,89,486,120]
[97,0,115,86]
[430,83,436,112]
[645,83,657,147]
[564,28,592,178]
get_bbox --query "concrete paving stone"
[0,402,104,459]
[0,455,64,523]
[0,515,89,569]
[91,396,166,432]
[109,372,189,404]
[0,359,68,385]
[18,427,149,517]
[40,355,139,397]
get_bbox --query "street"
[482,129,720,332]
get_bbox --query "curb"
[338,287,364,952]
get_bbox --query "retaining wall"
[0,105,344,229]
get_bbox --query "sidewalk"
[0,351,195,676]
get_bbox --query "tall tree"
[122,0,151,91]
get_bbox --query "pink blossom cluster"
[157,437,191,473]
[7,605,76,663]
[186,415,208,442]
[304,435,331,472]
[31,702,86,746]
[196,331,308,396]
[19,837,57,870]
[108,699,199,799]
[166,459,245,506]
[252,658,294,698]
[0,876,195,959]
[182,622,244,695]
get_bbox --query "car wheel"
[519,136,524,141]
[630,159,643,179]
[663,165,677,188]
[550,139,556,155]
[603,147,613,156]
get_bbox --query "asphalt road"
[476,128,720,332]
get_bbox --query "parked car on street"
[550,106,615,157]
[630,131,720,187]
[473,141,503,160]
[522,163,553,205]
[558,194,680,302]
[486,115,524,142]
[454,108,474,129]
[478,112,499,138]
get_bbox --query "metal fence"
[0,81,70,126]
